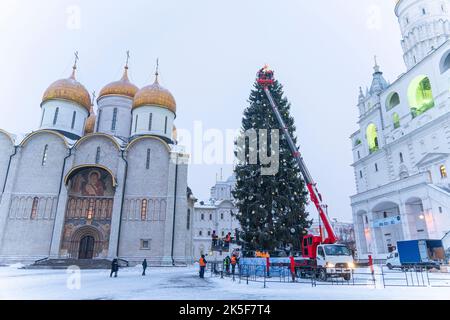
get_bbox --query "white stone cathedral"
[0,57,195,266]
[351,0,450,260]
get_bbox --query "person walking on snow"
[110,258,119,278]
[142,258,148,276]
[199,255,207,278]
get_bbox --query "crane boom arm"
[263,86,337,244]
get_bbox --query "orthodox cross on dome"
[373,55,380,73]
[71,51,79,79]
[90,91,96,113]
[155,58,160,81]
[125,50,130,69]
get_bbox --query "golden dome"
[172,125,177,141]
[84,104,96,135]
[133,75,176,113]
[98,66,139,100]
[42,67,91,112]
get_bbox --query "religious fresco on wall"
[60,167,115,259]
[69,168,114,197]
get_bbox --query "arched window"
[187,209,191,230]
[40,109,46,127]
[53,107,59,125]
[41,144,49,166]
[366,123,379,154]
[164,116,168,134]
[111,108,118,131]
[71,111,77,129]
[141,199,148,221]
[146,149,151,169]
[97,109,102,131]
[30,197,39,220]
[95,147,101,164]
[148,113,153,131]
[393,112,400,129]
[440,52,450,73]
[408,75,435,118]
[134,115,139,132]
[386,92,400,111]
[400,152,404,163]
[440,165,448,179]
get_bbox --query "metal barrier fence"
[208,262,450,288]
[380,265,450,288]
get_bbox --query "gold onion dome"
[84,103,96,135]
[172,125,177,140]
[133,74,176,113]
[42,66,91,112]
[98,66,139,99]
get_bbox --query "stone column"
[49,153,74,258]
[108,151,127,259]
[367,209,380,256]
[423,196,438,238]
[172,154,189,264]
[399,200,411,241]
[0,147,22,254]
[161,152,178,266]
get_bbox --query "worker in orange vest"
[224,232,232,249]
[199,255,207,278]
[289,254,296,282]
[230,254,237,275]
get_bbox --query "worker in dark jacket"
[110,258,119,278]
[212,230,218,247]
[199,255,207,278]
[142,258,148,276]
[224,256,231,274]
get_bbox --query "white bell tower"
[395,0,450,70]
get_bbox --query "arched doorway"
[79,235,95,259]
[60,166,115,259]
[405,197,429,239]
[371,201,403,254]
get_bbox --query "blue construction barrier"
[239,258,292,277]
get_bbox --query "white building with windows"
[192,175,240,259]
[0,58,194,266]
[351,0,450,261]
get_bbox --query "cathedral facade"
[0,59,194,266]
[351,0,450,260]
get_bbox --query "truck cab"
[315,244,354,280]
[386,251,401,270]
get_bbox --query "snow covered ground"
[1,264,450,300]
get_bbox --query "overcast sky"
[0,0,406,222]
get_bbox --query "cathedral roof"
[42,66,91,112]
[369,60,389,95]
[133,73,176,114]
[98,66,139,100]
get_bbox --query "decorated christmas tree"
[233,71,311,253]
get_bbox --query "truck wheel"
[319,269,327,281]
[387,263,393,270]
[343,273,351,281]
